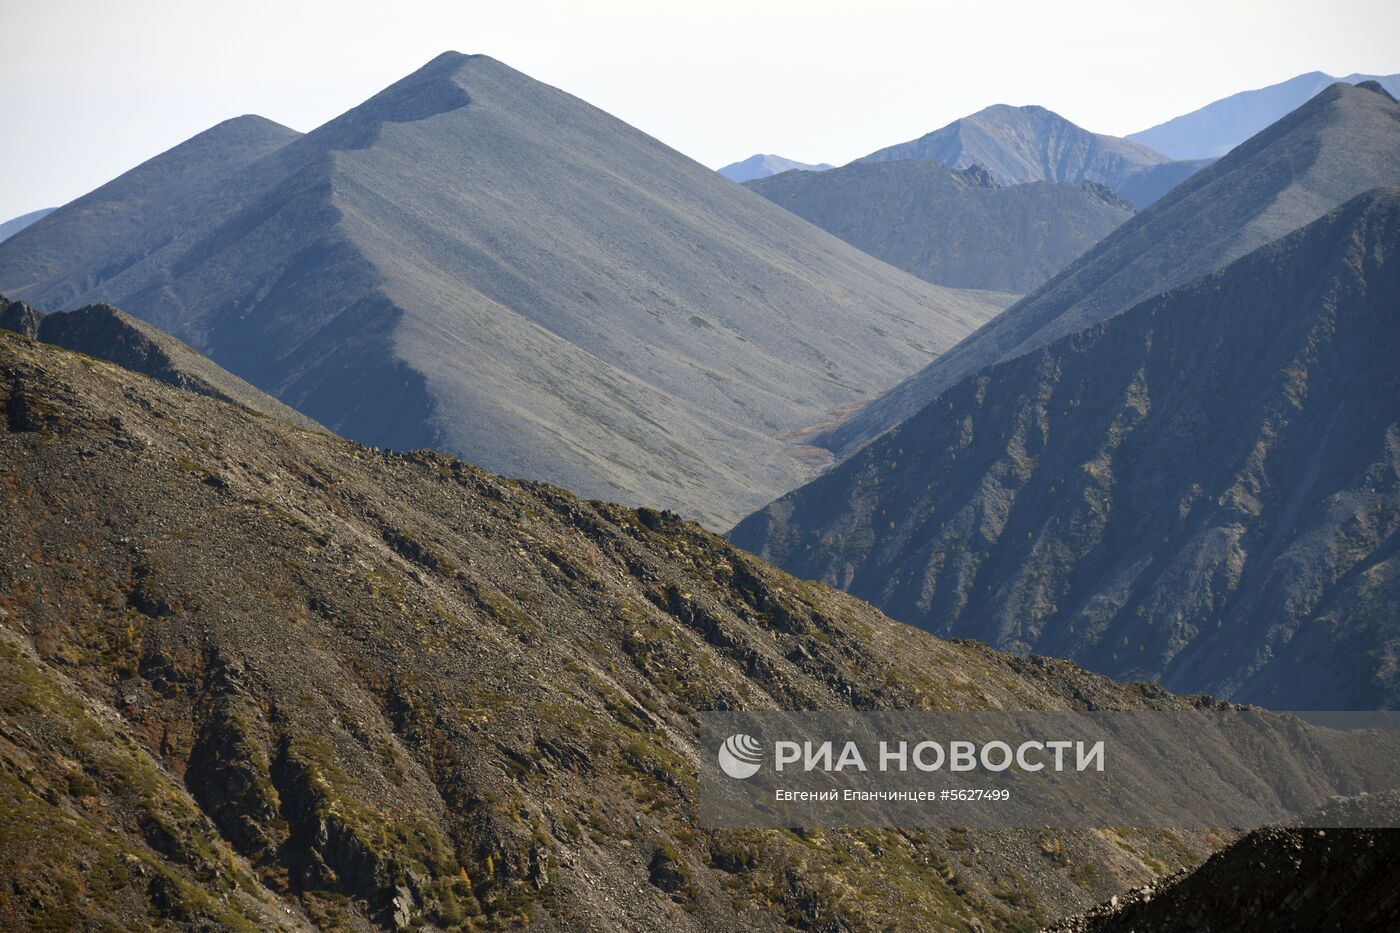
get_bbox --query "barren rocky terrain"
[0,328,1226,930]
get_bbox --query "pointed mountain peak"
[814,64,1400,461]
[858,101,1165,187]
[300,52,479,150]
[170,113,302,153]
[719,154,833,182]
[213,113,300,135]
[1218,77,1400,165]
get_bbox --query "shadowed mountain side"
[858,104,1170,191]
[815,81,1400,459]
[1112,159,1215,209]
[0,52,1006,529]
[745,161,1133,293]
[1047,794,1400,932]
[731,188,1400,709]
[0,331,1213,930]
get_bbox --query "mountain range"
[1129,70,1400,159]
[2,43,1398,932]
[744,161,1134,293]
[0,52,1004,530]
[0,324,1216,930]
[716,153,833,181]
[812,80,1400,460]
[731,186,1400,708]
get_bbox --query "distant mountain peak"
[810,67,1400,460]
[1127,70,1400,159]
[0,54,1000,529]
[743,159,1132,293]
[717,153,833,182]
[301,52,478,151]
[857,102,1168,190]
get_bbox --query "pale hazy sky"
[2,0,1397,220]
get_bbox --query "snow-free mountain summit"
[0,52,1005,529]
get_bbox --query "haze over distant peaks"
[858,103,1171,191]
[717,153,834,182]
[815,80,1400,458]
[1129,70,1400,159]
[744,160,1133,293]
[0,51,1004,529]
[0,208,55,244]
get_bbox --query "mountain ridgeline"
[0,52,1005,529]
[744,161,1134,293]
[857,104,1170,191]
[717,153,833,181]
[814,80,1400,460]
[1128,70,1400,159]
[1,44,1399,933]
[852,102,1207,209]
[0,208,56,244]
[731,187,1400,709]
[0,327,1216,930]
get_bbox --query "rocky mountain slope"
[1128,70,1400,159]
[857,104,1169,192]
[745,161,1133,293]
[1,296,321,430]
[0,208,55,244]
[816,80,1400,459]
[0,327,1221,930]
[0,52,1005,530]
[731,188,1400,709]
[1047,794,1400,932]
[717,154,833,182]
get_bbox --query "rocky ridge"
[0,325,1216,930]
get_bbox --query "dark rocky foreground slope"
[0,51,1004,529]
[1046,794,1400,932]
[820,80,1400,459]
[732,188,1400,709]
[0,328,1219,930]
[746,162,1132,293]
[1,296,322,430]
